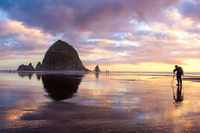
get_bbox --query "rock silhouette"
[42,74,84,101]
[42,40,86,71]
[16,40,88,71]
[17,63,34,71]
[95,65,100,72]
[35,62,44,71]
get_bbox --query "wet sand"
[1,72,200,132]
[183,76,200,82]
[1,102,155,132]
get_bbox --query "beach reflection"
[173,85,184,103]
[1,72,200,132]
[36,73,42,81]
[42,74,84,101]
[95,72,99,79]
[18,72,33,80]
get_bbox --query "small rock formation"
[94,65,100,72]
[42,40,86,71]
[17,63,35,71]
[35,62,44,71]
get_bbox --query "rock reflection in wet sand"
[1,72,200,132]
[42,74,84,101]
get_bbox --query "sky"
[0,0,200,72]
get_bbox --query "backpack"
[177,67,183,75]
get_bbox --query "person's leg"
[177,75,179,85]
[177,79,180,85]
[177,74,181,86]
[180,75,182,85]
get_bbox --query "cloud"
[0,16,55,61]
[179,0,200,21]
[1,0,200,70]
[0,0,179,35]
[78,14,200,66]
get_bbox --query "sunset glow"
[0,0,200,72]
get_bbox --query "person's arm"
[173,68,176,74]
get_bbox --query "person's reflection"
[42,74,84,101]
[18,72,33,80]
[174,85,184,102]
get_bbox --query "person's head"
[175,65,178,68]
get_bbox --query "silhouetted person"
[106,70,109,74]
[173,65,184,87]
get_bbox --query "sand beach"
[0,72,200,132]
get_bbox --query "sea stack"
[42,40,86,71]
[17,63,35,71]
[95,65,100,72]
[35,62,44,71]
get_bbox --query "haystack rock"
[42,40,86,71]
[17,63,35,71]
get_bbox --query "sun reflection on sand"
[6,106,37,121]
[1,72,200,132]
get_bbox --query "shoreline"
[1,70,200,74]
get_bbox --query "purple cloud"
[179,0,200,21]
[0,0,179,35]
[2,0,200,69]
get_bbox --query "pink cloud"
[1,0,200,69]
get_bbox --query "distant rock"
[42,40,86,71]
[94,65,100,72]
[35,62,44,71]
[17,63,35,71]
